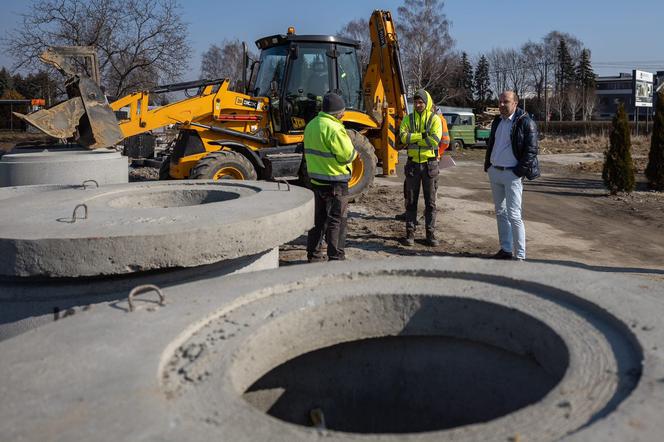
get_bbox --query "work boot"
[492,249,513,260]
[403,230,415,246]
[425,231,439,247]
[307,252,327,263]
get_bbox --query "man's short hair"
[501,90,519,102]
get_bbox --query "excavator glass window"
[336,46,363,111]
[284,44,331,129]
[253,45,288,131]
[253,45,288,97]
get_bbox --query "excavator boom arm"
[362,10,409,175]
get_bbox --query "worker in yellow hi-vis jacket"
[398,89,443,247]
[304,92,357,262]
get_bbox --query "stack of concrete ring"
[0,178,314,339]
[1,173,663,440]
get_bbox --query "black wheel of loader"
[189,150,258,180]
[158,155,172,180]
[346,129,377,199]
[450,139,464,151]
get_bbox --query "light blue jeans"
[488,166,526,259]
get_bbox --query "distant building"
[595,70,663,119]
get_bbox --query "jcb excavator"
[16,10,408,198]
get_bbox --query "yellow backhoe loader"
[16,10,409,198]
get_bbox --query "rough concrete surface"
[0,257,661,441]
[0,180,313,277]
[0,147,128,186]
[0,247,278,341]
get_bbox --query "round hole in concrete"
[105,188,241,208]
[236,295,569,434]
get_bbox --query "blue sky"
[1,0,662,78]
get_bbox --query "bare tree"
[200,39,253,91]
[487,48,509,96]
[336,18,371,71]
[583,93,598,121]
[521,40,546,116]
[396,0,455,102]
[565,87,583,121]
[504,48,528,96]
[4,0,190,98]
[549,89,565,121]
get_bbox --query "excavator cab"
[252,33,364,133]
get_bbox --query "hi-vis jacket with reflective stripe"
[304,111,358,185]
[437,111,451,157]
[399,90,443,163]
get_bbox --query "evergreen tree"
[556,40,576,93]
[474,55,491,109]
[603,103,635,194]
[575,48,596,120]
[0,67,13,97]
[460,52,474,106]
[645,89,664,190]
[575,49,595,89]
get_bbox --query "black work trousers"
[307,181,349,261]
[404,159,439,233]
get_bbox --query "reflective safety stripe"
[304,148,335,158]
[308,172,351,182]
[388,138,395,147]
[425,114,434,132]
[341,149,358,164]
[431,133,441,144]
[406,133,412,144]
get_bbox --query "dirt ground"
[280,141,664,282]
[3,131,663,281]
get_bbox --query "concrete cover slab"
[0,180,313,277]
[0,257,661,441]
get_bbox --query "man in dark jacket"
[484,90,540,261]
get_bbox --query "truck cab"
[440,106,490,150]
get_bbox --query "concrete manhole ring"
[0,258,661,441]
[0,147,128,187]
[0,180,313,277]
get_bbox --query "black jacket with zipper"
[484,107,540,180]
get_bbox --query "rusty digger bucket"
[13,46,124,149]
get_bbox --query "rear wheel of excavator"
[346,129,377,199]
[189,151,258,180]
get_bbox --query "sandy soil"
[280,148,664,282]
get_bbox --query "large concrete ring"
[0,180,313,277]
[0,258,661,441]
[0,147,128,187]
[0,248,278,341]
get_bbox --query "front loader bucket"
[16,76,124,149]
[14,97,85,140]
[75,77,124,149]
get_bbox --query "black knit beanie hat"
[414,89,427,102]
[323,93,346,114]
